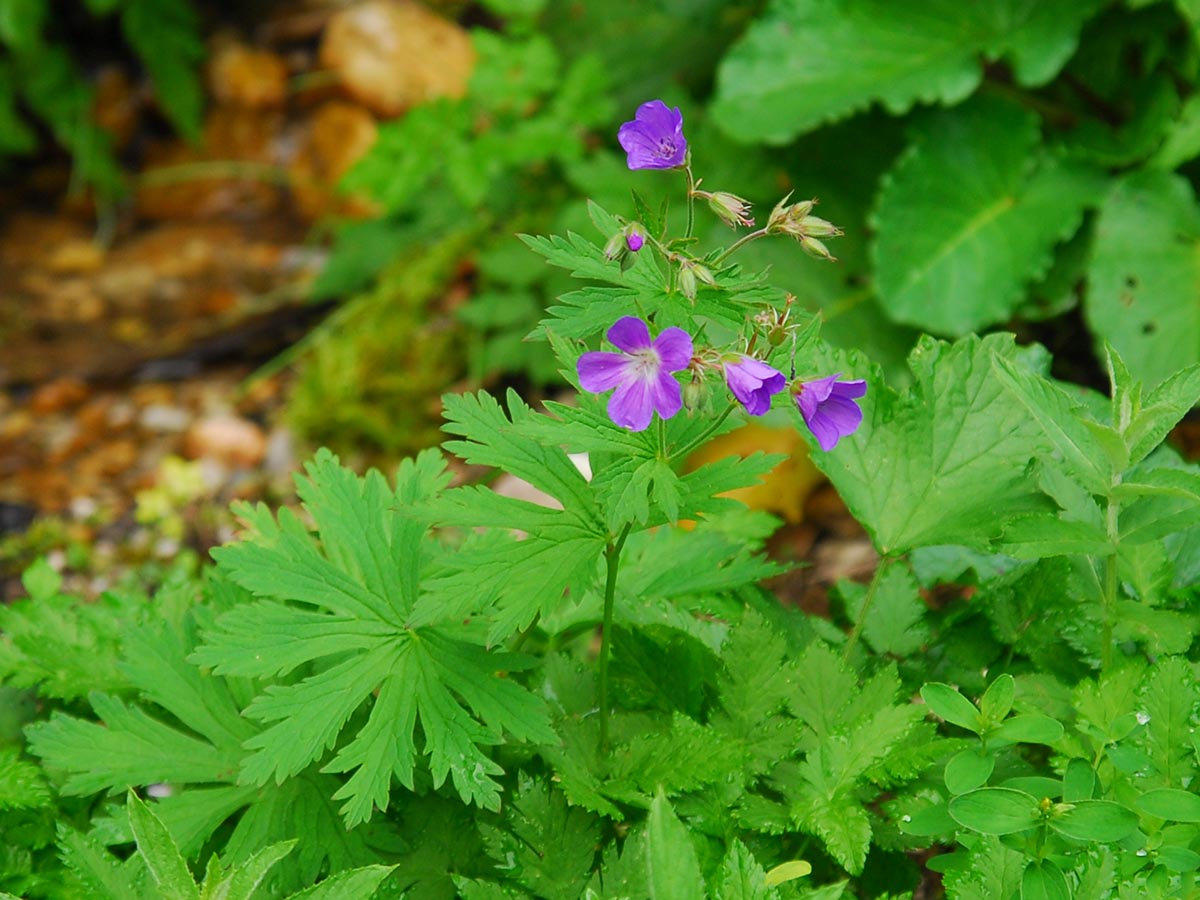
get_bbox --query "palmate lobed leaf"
[711,0,1106,143]
[202,448,554,824]
[810,333,1053,555]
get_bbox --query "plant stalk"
[598,523,632,750]
[843,557,889,661]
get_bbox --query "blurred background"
[1,0,1198,598]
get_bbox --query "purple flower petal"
[607,316,653,353]
[617,100,688,170]
[650,369,684,421]
[724,356,786,416]
[653,327,694,372]
[794,374,867,451]
[578,351,630,393]
[578,316,694,431]
[608,379,655,431]
[626,231,644,252]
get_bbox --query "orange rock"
[290,101,380,221]
[319,0,475,117]
[47,239,105,273]
[184,415,267,468]
[207,40,290,108]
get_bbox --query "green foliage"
[0,0,203,196]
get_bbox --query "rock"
[47,240,105,274]
[319,0,475,117]
[290,101,379,221]
[139,403,192,433]
[184,415,267,468]
[207,40,289,108]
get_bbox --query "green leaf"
[711,0,1104,143]
[944,749,995,794]
[992,355,1111,495]
[990,715,1064,746]
[813,334,1053,554]
[221,840,297,900]
[713,839,777,900]
[1086,171,1200,386]
[1140,655,1199,788]
[56,824,137,900]
[0,746,50,810]
[285,865,395,900]
[948,788,1040,834]
[1152,92,1200,169]
[921,683,981,733]
[1021,860,1070,900]
[479,778,599,900]
[803,797,871,875]
[1000,513,1112,559]
[1136,788,1200,822]
[1062,759,1097,802]
[1126,365,1200,465]
[979,675,1016,724]
[1048,799,1138,842]
[647,789,705,900]
[127,792,200,900]
[120,0,204,140]
[854,563,929,656]
[873,95,1103,335]
[941,836,1025,900]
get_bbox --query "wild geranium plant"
[6,99,1200,900]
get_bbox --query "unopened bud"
[800,236,835,261]
[682,378,707,412]
[679,265,697,301]
[707,191,754,228]
[693,264,716,286]
[603,231,627,262]
[800,215,838,237]
[626,223,646,252]
[767,324,788,347]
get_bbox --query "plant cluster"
[3,94,1200,900]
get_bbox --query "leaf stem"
[598,523,633,750]
[1101,491,1120,671]
[843,557,889,661]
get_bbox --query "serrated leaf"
[220,840,296,900]
[1086,171,1200,386]
[285,865,395,900]
[712,0,1104,143]
[56,823,137,900]
[0,747,50,810]
[120,0,204,139]
[1139,655,1198,788]
[812,334,1052,554]
[647,789,705,900]
[992,355,1111,494]
[854,563,929,656]
[127,792,199,900]
[715,840,778,900]
[941,835,1025,900]
[803,797,871,875]
[873,95,1103,335]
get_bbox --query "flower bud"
[692,264,716,286]
[800,215,838,237]
[801,236,835,261]
[707,191,754,228]
[682,377,707,413]
[603,231,627,262]
[679,265,697,301]
[626,225,646,252]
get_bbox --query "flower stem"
[714,228,769,265]
[672,402,736,461]
[598,523,633,750]
[684,164,697,239]
[843,557,888,662]
[1101,491,1120,671]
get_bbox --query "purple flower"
[724,355,786,416]
[618,100,687,170]
[794,374,867,451]
[578,317,693,431]
[626,230,645,252]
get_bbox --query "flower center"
[629,347,660,379]
[656,138,677,159]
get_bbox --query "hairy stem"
[684,164,697,239]
[843,557,889,661]
[1102,492,1120,671]
[598,523,633,750]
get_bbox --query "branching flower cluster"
[588,99,866,451]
